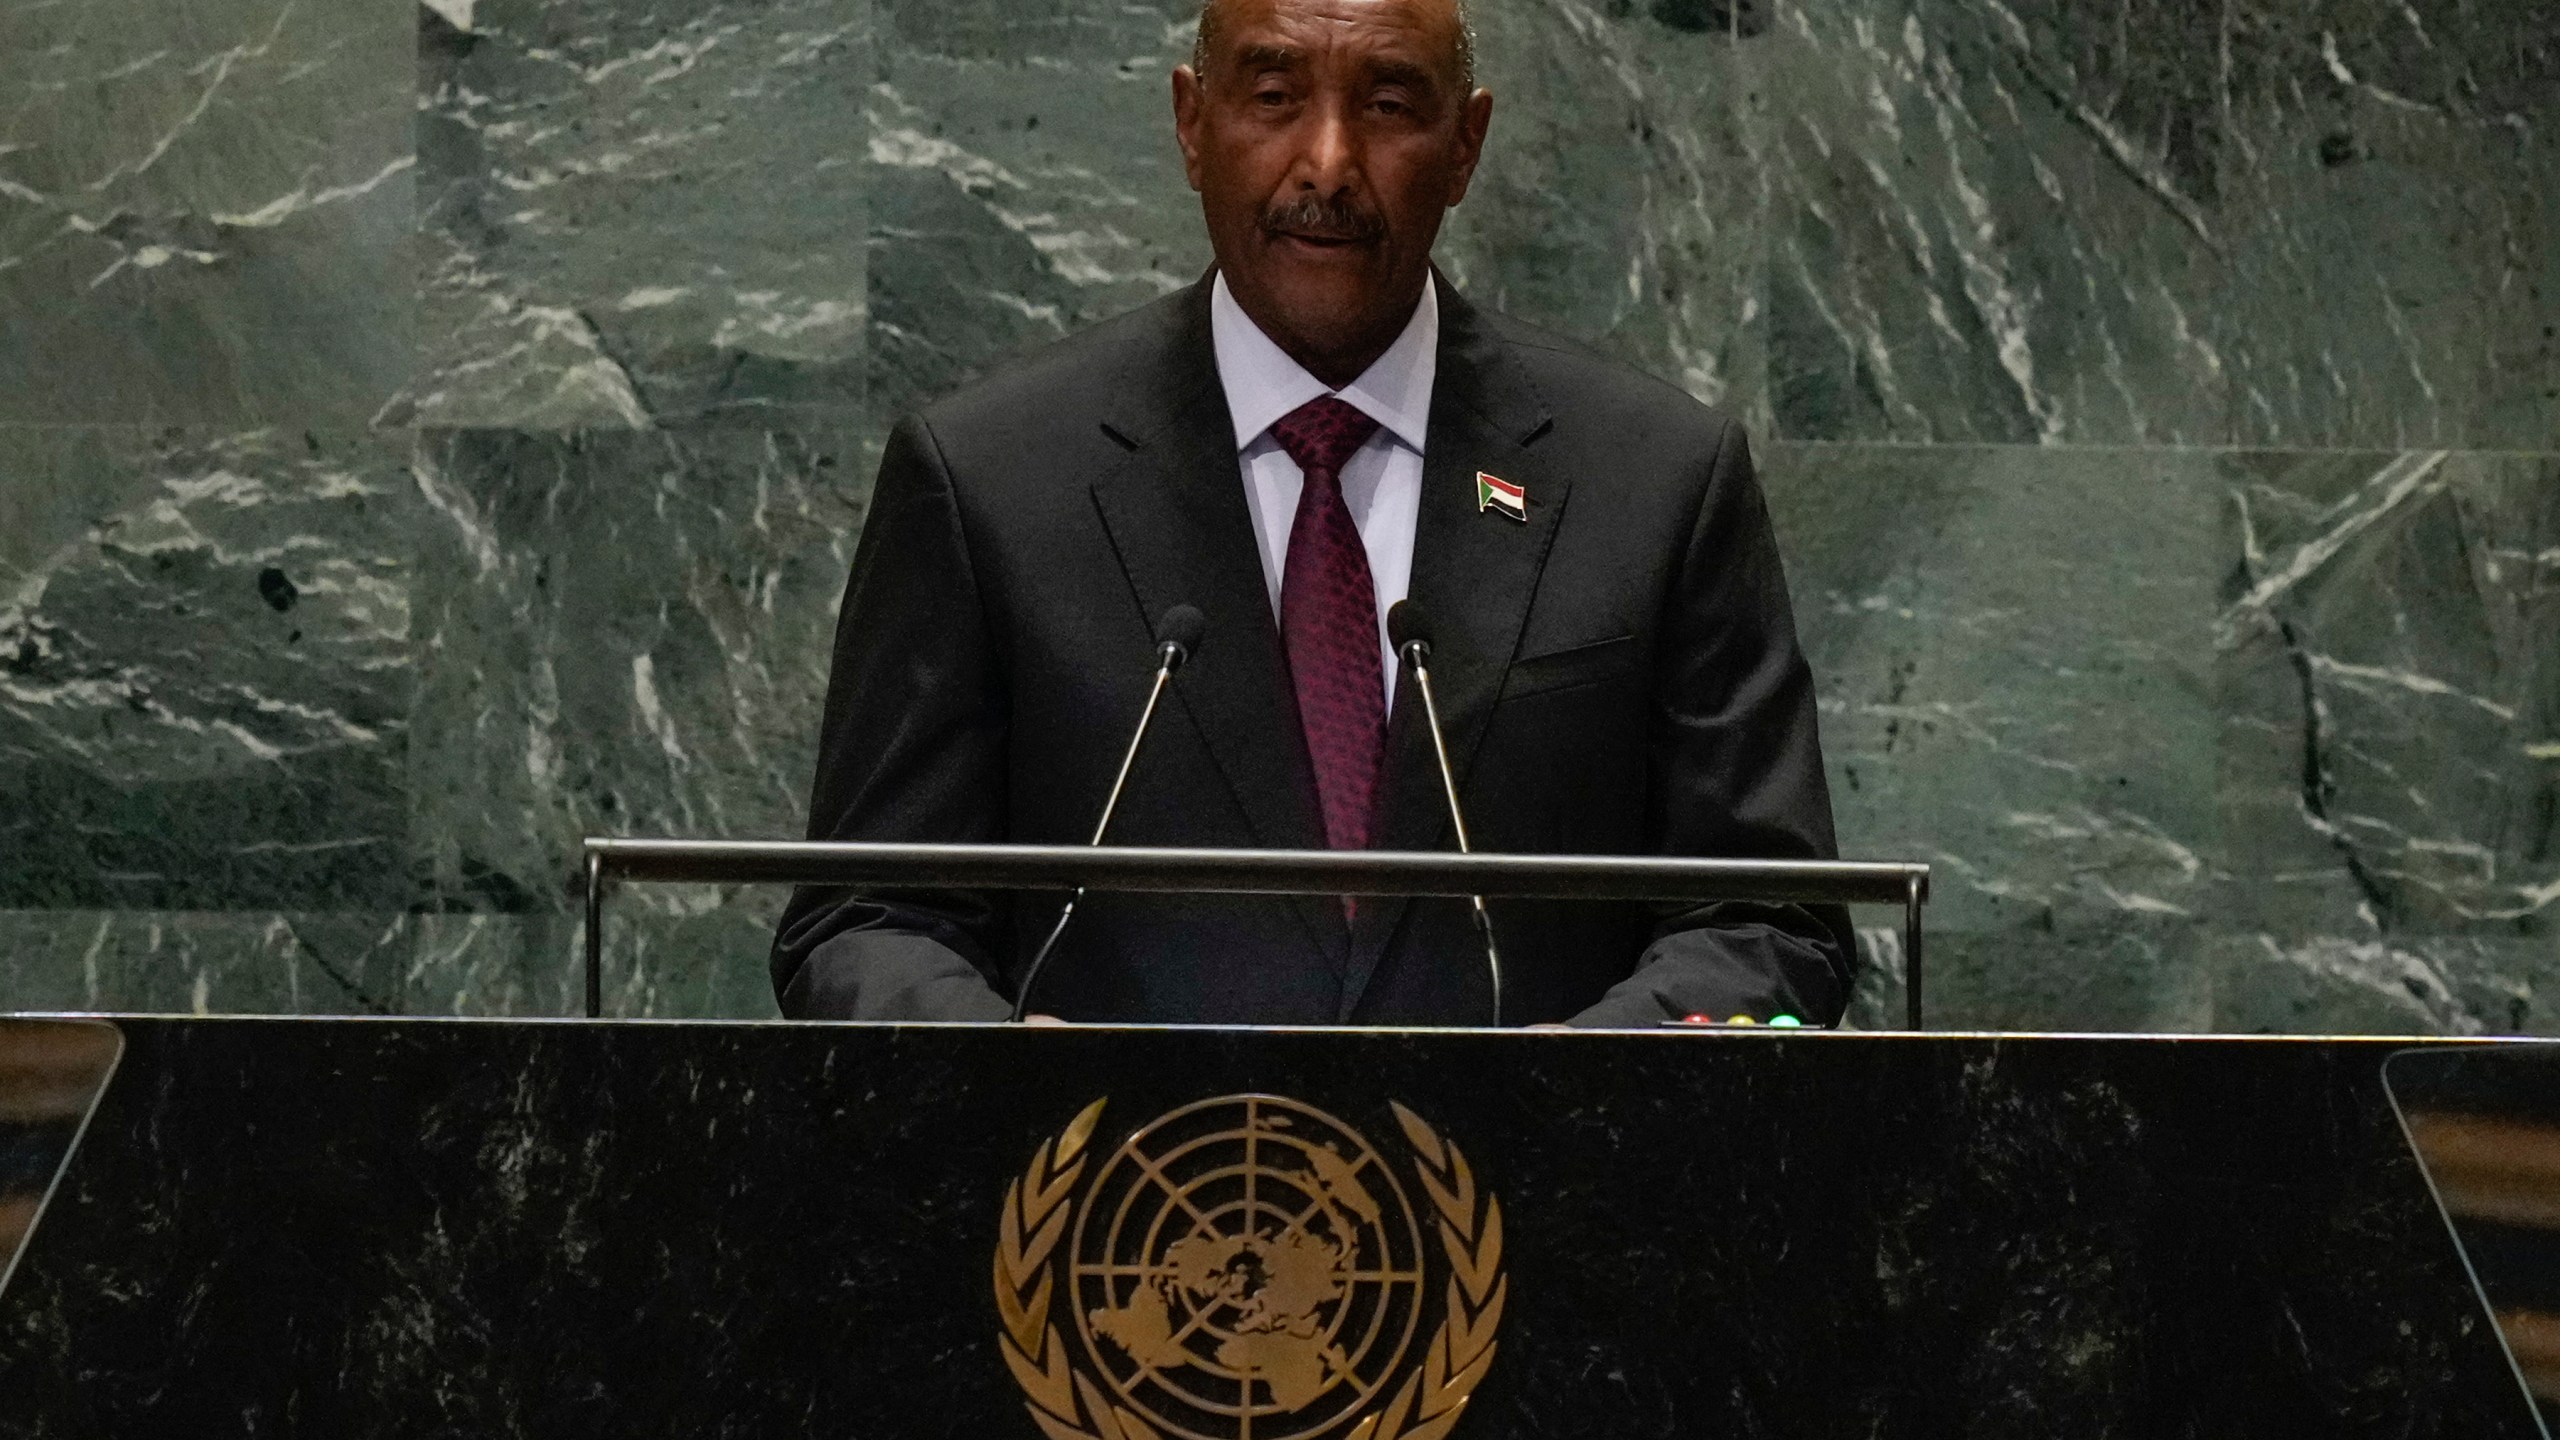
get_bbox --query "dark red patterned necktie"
[1270,396,1386,854]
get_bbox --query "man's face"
[1174,0,1492,381]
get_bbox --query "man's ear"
[1172,65,1207,193]
[1443,88,1494,206]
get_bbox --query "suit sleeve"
[1569,419,1858,1028]
[769,412,1016,1021]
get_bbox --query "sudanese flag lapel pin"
[1475,471,1527,522]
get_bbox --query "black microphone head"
[1156,604,1208,668]
[1387,600,1429,656]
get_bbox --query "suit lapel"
[1086,282,1348,970]
[1338,279,1565,1020]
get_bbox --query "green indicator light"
[1769,1015,1803,1028]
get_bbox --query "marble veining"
[0,427,414,912]
[0,0,2552,1029]
[2215,450,2560,1033]
[401,0,870,429]
[0,910,412,1016]
[0,0,415,423]
[1764,442,2221,1027]
[407,424,868,1016]
[1434,0,1767,426]
[867,0,1214,423]
[1766,0,2558,448]
[1765,0,2235,444]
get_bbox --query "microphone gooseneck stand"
[1389,602,1504,1026]
[1011,605,1206,1021]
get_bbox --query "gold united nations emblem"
[994,1095,1506,1440]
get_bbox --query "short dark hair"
[1192,0,1478,93]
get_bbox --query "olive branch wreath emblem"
[993,1099,1507,1440]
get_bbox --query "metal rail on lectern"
[578,840,1933,1029]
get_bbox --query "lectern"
[0,1018,2536,1437]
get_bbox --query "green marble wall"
[1,0,2551,1029]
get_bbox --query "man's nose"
[1290,102,1360,196]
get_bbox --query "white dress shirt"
[1210,272,1437,713]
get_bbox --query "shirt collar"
[1209,271,1438,456]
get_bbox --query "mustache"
[1261,193,1386,243]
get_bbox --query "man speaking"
[772,0,1854,1027]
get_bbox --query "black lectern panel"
[0,1021,2530,1438]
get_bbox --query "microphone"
[1387,601,1503,1026]
[1012,604,1207,1020]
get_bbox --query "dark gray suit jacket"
[772,273,1854,1026]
